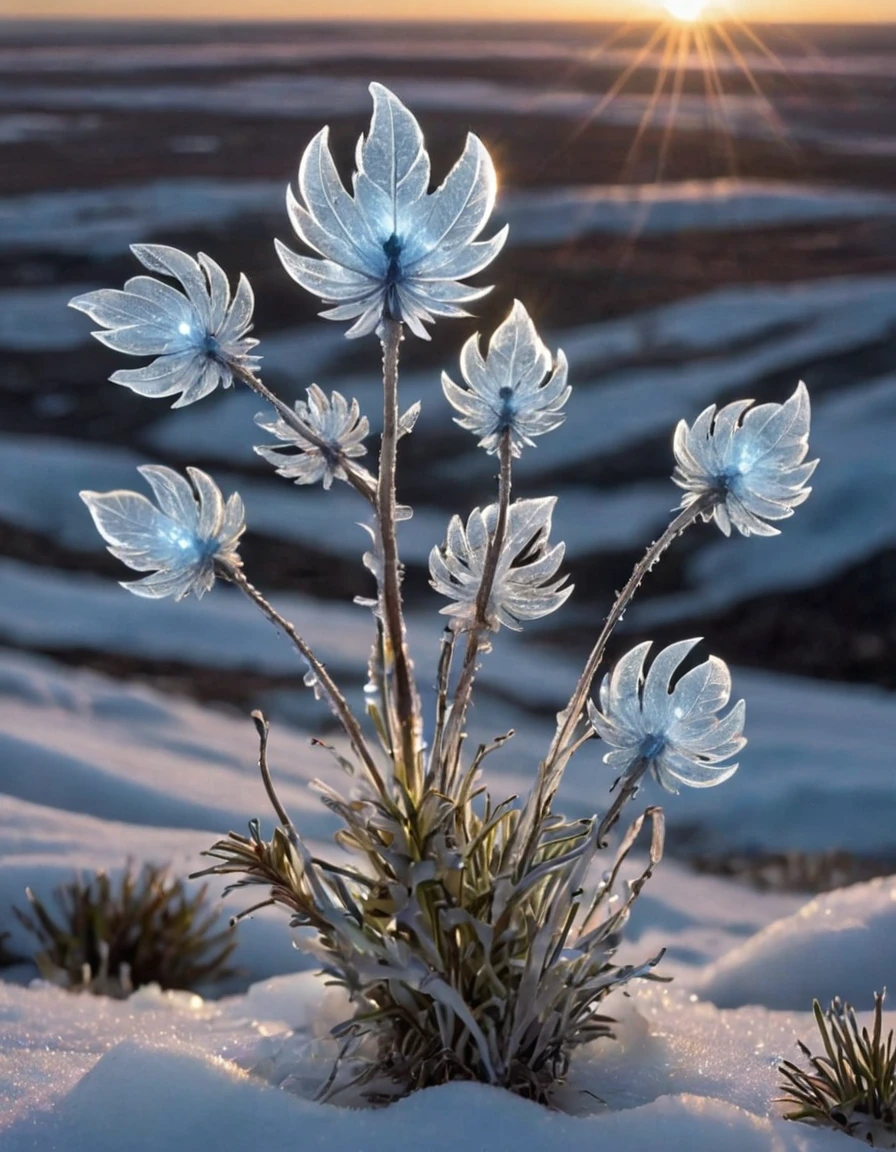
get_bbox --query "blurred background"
[2,7,896,877]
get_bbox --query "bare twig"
[221,563,386,796]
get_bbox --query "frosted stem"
[231,362,376,504]
[595,759,650,848]
[442,433,513,784]
[377,318,422,799]
[512,495,713,867]
[222,564,386,796]
[546,495,712,779]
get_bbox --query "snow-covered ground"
[1,649,894,1150]
[7,177,895,259]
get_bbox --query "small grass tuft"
[779,991,896,1146]
[14,862,237,998]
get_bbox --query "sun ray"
[590,22,670,121]
[726,15,792,79]
[695,19,739,177]
[622,23,678,175]
[712,21,794,151]
[657,22,691,180]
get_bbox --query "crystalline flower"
[69,244,259,408]
[429,497,572,631]
[275,82,508,340]
[673,381,817,537]
[255,384,369,490]
[588,639,746,793]
[80,465,245,601]
[442,300,570,458]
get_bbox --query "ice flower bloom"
[430,497,572,630]
[80,465,245,601]
[588,639,746,793]
[442,300,570,457]
[673,382,817,537]
[69,244,259,408]
[276,82,508,340]
[254,384,369,490]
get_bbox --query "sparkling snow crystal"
[80,465,245,600]
[588,639,746,793]
[69,244,259,408]
[275,82,508,340]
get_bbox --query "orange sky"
[4,0,894,19]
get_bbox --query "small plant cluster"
[780,993,896,1147]
[13,863,236,998]
[71,84,816,1101]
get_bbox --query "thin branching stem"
[443,432,513,781]
[595,759,650,848]
[231,361,376,504]
[250,709,300,839]
[428,627,457,790]
[377,318,422,799]
[222,563,386,795]
[543,495,714,793]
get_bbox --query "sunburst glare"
[666,0,706,20]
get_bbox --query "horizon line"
[3,14,896,25]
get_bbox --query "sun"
[665,0,706,20]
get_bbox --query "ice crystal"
[275,82,507,340]
[80,465,244,600]
[673,381,817,537]
[429,496,572,630]
[255,384,369,490]
[442,300,570,457]
[588,639,746,793]
[69,244,259,408]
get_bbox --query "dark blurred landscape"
[2,17,896,713]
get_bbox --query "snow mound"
[697,875,896,1010]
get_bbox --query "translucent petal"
[430,496,571,630]
[591,642,745,794]
[110,351,205,400]
[359,82,430,227]
[69,287,184,336]
[187,466,225,540]
[408,134,496,263]
[674,383,816,539]
[642,638,702,728]
[279,84,503,340]
[81,466,243,602]
[138,464,200,532]
[131,243,211,328]
[198,252,231,334]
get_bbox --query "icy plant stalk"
[71,83,816,1104]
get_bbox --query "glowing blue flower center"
[640,733,667,761]
[494,385,517,433]
[382,233,404,320]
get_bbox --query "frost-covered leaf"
[588,639,746,793]
[673,381,817,537]
[276,82,507,340]
[80,464,244,601]
[69,244,260,408]
[442,300,570,457]
[429,496,572,631]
